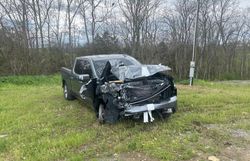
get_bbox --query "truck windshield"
[93,57,141,78]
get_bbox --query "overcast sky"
[168,0,250,8]
[239,0,250,7]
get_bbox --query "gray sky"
[239,0,250,7]
[168,0,250,8]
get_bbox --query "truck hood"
[110,64,171,81]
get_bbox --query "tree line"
[0,0,250,80]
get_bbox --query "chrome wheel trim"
[98,104,105,123]
[64,85,68,98]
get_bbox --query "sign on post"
[189,61,195,78]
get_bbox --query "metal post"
[189,0,200,86]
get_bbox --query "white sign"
[190,61,195,68]
[189,67,195,77]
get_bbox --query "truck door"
[71,59,87,95]
[72,59,93,102]
[79,60,94,104]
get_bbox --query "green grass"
[0,76,250,161]
[0,75,60,86]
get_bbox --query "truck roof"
[76,54,132,61]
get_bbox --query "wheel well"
[62,80,65,87]
[94,98,105,111]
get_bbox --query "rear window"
[93,57,141,78]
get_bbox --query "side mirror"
[79,74,90,81]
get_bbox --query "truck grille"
[123,78,172,104]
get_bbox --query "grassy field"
[0,76,250,161]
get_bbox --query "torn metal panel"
[93,57,141,78]
[97,63,176,123]
[110,64,171,81]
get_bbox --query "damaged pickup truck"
[61,54,177,123]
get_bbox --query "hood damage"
[110,63,171,81]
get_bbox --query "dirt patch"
[95,152,160,161]
[220,129,250,161]
[195,124,250,161]
[230,129,250,140]
[218,80,250,85]
[205,124,250,140]
[219,145,250,161]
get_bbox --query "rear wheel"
[63,83,75,100]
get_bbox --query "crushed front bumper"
[123,96,177,116]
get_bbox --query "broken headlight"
[119,88,128,101]
[100,83,109,93]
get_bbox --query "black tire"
[63,83,75,100]
[161,108,174,119]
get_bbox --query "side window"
[82,60,92,78]
[74,59,92,77]
[74,59,84,75]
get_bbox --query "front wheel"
[63,83,75,100]
[98,103,105,123]
[161,108,174,119]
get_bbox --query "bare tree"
[66,0,82,50]
[163,0,196,79]
[79,0,115,45]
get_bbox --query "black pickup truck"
[61,54,177,123]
